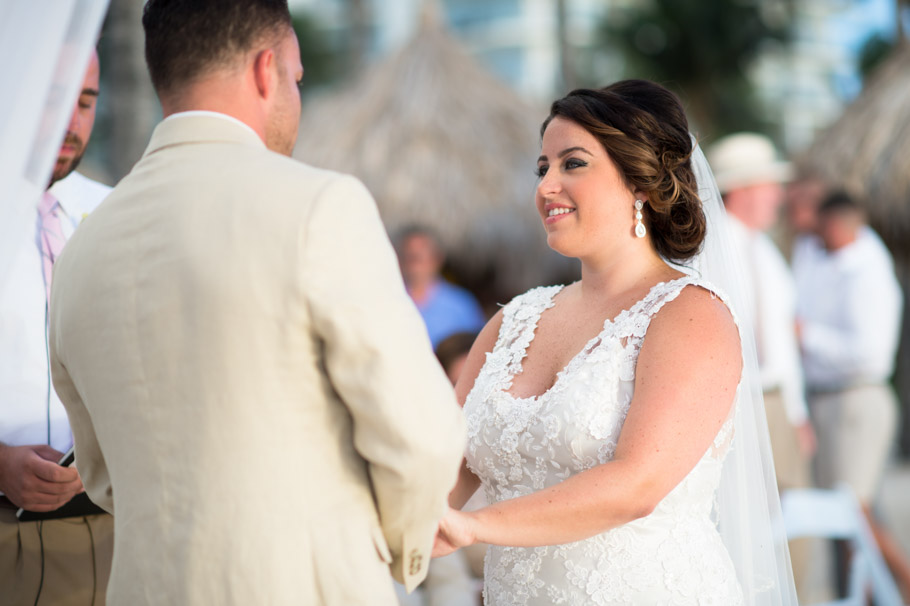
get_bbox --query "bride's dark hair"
[542,80,705,262]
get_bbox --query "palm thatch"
[294,12,573,302]
[800,41,910,261]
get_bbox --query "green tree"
[595,0,790,140]
[859,33,896,80]
[292,12,346,97]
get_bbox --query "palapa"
[800,41,910,262]
[294,10,573,301]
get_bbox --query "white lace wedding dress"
[463,275,745,605]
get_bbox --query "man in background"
[795,190,910,595]
[0,49,114,606]
[49,1,464,604]
[708,132,815,598]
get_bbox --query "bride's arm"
[438,287,742,550]
[446,309,504,510]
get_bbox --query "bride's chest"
[507,308,628,399]
[464,336,640,474]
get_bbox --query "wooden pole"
[899,0,907,45]
[556,0,577,92]
[104,0,158,182]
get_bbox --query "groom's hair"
[142,0,292,97]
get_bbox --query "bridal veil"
[687,141,799,605]
[0,0,109,291]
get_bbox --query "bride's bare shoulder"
[658,283,738,336]
[641,283,742,381]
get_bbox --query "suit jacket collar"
[142,112,266,159]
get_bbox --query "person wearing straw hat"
[707,132,815,598]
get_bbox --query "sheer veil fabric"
[0,1,109,292]
[683,141,798,605]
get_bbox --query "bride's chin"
[545,233,580,258]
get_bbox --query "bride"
[433,80,797,605]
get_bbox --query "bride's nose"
[537,172,562,198]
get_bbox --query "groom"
[48,1,465,604]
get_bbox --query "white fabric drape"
[0,0,109,291]
[686,142,798,605]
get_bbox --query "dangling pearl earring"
[634,199,647,238]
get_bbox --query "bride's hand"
[432,507,476,558]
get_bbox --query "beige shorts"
[809,384,898,502]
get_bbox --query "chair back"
[781,486,904,606]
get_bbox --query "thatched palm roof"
[800,42,910,260]
[294,13,572,299]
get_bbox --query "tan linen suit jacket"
[48,114,466,605]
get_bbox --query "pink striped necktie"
[38,191,66,304]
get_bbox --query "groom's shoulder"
[242,148,361,198]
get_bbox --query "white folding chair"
[781,485,904,606]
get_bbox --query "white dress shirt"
[0,171,110,452]
[728,216,809,425]
[794,228,902,390]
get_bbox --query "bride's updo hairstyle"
[542,80,706,261]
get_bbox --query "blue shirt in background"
[415,280,486,349]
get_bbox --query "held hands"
[0,444,83,511]
[432,507,477,558]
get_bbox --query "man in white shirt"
[707,133,815,597]
[794,190,910,593]
[0,49,114,605]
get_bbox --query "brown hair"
[142,0,292,98]
[542,80,705,261]
[434,331,478,376]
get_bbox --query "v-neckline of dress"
[503,276,693,402]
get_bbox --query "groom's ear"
[252,48,276,100]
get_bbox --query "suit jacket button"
[408,549,422,575]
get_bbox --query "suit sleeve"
[49,321,114,513]
[299,175,466,590]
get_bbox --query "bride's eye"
[535,165,549,178]
[565,158,588,170]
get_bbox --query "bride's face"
[535,117,641,260]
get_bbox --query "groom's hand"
[0,443,84,511]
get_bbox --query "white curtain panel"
[0,0,110,291]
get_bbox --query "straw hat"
[706,133,793,194]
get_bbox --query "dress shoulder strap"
[496,285,563,356]
[613,274,739,344]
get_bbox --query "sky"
[828,0,899,98]
[837,0,898,49]
[287,0,902,101]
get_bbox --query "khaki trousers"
[0,506,113,606]
[763,390,812,601]
[810,383,898,502]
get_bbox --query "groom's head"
[142,0,302,155]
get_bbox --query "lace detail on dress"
[464,275,745,605]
